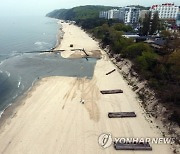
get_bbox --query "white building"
[99,11,108,19]
[99,9,119,19]
[99,7,140,25]
[107,9,119,19]
[150,3,179,19]
[119,7,140,24]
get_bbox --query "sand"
[55,21,102,59]
[0,22,173,154]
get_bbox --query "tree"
[160,31,180,54]
[150,12,159,35]
[112,37,133,54]
[122,43,152,59]
[142,12,151,35]
[112,23,133,32]
[168,49,180,80]
[136,51,158,71]
[160,30,171,39]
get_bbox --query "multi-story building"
[99,7,140,25]
[108,9,120,19]
[99,9,119,19]
[119,7,140,24]
[150,3,179,19]
[99,11,108,19]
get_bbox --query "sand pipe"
[22,50,65,53]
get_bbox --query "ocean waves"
[34,41,51,50]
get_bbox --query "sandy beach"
[0,22,173,154]
[55,21,102,59]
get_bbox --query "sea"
[0,16,96,116]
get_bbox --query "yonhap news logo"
[98,133,176,149]
[98,133,113,148]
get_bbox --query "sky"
[0,0,180,16]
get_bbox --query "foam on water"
[34,41,49,45]
[5,71,10,77]
[17,76,21,88]
[0,104,11,118]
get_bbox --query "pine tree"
[150,12,159,35]
[142,12,151,36]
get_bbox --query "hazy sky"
[0,0,180,16]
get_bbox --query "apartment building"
[107,9,119,19]
[99,9,119,19]
[150,3,179,19]
[119,7,140,24]
[99,11,108,19]
[99,7,140,25]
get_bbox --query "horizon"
[0,0,180,17]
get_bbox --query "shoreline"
[0,19,63,120]
[0,76,41,128]
[0,21,175,154]
[53,20,64,50]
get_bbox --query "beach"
[0,22,173,154]
[55,21,102,59]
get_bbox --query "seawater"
[0,16,97,116]
[0,16,59,61]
